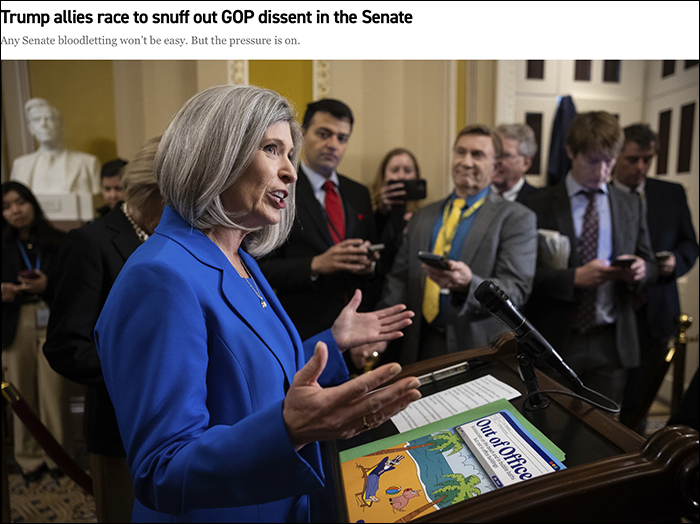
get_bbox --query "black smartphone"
[611,257,634,268]
[390,179,427,201]
[655,250,673,261]
[403,179,426,201]
[417,251,450,270]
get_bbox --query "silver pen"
[418,362,470,386]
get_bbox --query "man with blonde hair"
[524,111,656,403]
[492,123,541,203]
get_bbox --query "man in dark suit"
[612,124,699,433]
[525,112,656,403]
[258,99,377,362]
[492,123,541,204]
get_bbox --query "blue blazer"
[95,206,349,523]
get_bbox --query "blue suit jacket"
[95,206,349,523]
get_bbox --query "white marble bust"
[10,98,101,194]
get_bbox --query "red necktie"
[322,180,345,243]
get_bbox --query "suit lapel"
[415,201,445,296]
[338,176,357,238]
[218,255,297,388]
[643,178,660,240]
[550,184,578,267]
[459,193,500,266]
[296,167,334,247]
[158,207,298,387]
[243,252,303,376]
[106,205,142,262]
[608,187,632,258]
[236,252,299,385]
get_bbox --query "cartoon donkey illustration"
[389,488,421,511]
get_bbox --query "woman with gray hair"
[44,137,164,522]
[94,85,419,523]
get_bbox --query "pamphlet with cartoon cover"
[339,399,565,523]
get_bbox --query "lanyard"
[17,239,41,272]
[439,195,486,256]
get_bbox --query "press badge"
[36,303,50,328]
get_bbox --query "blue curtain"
[547,95,577,186]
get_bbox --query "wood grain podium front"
[322,334,699,523]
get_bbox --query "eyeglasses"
[500,152,524,161]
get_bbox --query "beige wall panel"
[196,61,231,92]
[515,60,560,95]
[113,61,146,160]
[559,60,645,101]
[644,84,700,397]
[142,61,198,140]
[646,60,700,99]
[327,60,454,206]
[113,61,198,159]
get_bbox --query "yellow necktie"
[422,198,465,323]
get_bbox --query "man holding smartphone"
[525,113,656,405]
[612,123,699,433]
[258,99,379,369]
[376,124,537,364]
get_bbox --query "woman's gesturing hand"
[283,342,421,450]
[331,289,414,351]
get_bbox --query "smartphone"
[418,251,451,270]
[390,179,427,201]
[402,179,427,201]
[17,269,40,280]
[656,250,673,261]
[611,257,634,268]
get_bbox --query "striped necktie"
[572,190,599,331]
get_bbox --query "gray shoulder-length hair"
[154,84,302,257]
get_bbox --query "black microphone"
[475,280,582,387]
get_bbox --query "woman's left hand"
[17,269,48,295]
[283,342,421,449]
[331,289,414,351]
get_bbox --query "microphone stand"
[516,344,550,411]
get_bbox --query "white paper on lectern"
[391,374,521,433]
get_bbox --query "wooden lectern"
[325,334,699,522]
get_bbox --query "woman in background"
[370,148,424,274]
[2,181,73,483]
[43,137,163,522]
[94,85,420,522]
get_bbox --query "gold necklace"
[241,260,267,308]
[122,202,149,243]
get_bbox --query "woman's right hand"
[283,342,421,450]
[2,282,19,302]
[378,181,407,214]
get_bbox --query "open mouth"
[270,190,288,205]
